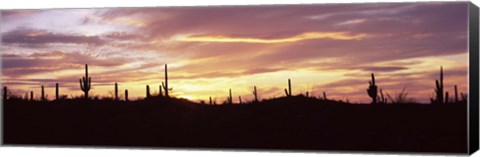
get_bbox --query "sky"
[0,2,470,103]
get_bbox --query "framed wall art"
[1,1,479,155]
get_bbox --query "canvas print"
[1,1,478,154]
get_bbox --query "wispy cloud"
[2,28,106,47]
[177,32,369,43]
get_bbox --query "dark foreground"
[3,96,467,154]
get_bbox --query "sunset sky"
[0,2,470,103]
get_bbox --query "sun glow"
[178,32,369,43]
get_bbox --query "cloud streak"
[178,32,369,43]
[2,28,106,47]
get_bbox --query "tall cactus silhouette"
[125,89,129,101]
[238,96,242,104]
[41,85,45,101]
[434,66,444,104]
[146,85,151,98]
[3,86,7,101]
[228,89,233,104]
[30,91,33,101]
[367,73,378,104]
[209,96,212,105]
[253,86,258,102]
[284,79,292,97]
[454,85,458,103]
[114,82,118,100]
[163,64,169,98]
[55,83,59,100]
[323,91,327,100]
[79,64,91,99]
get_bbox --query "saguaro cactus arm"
[284,79,292,97]
[161,82,172,97]
[159,85,163,97]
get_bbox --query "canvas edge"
[469,1,480,155]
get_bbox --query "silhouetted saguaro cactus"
[164,64,169,98]
[209,96,212,105]
[114,82,118,100]
[288,79,292,96]
[367,73,378,104]
[305,91,309,97]
[41,85,45,101]
[125,89,129,101]
[228,89,233,104]
[284,79,292,97]
[434,66,444,104]
[30,91,33,101]
[238,96,242,104]
[253,86,258,102]
[55,83,59,100]
[454,85,458,103]
[146,85,151,98]
[79,64,91,99]
[3,86,7,101]
[323,91,327,100]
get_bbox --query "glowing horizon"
[177,32,369,43]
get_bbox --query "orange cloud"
[177,32,369,43]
